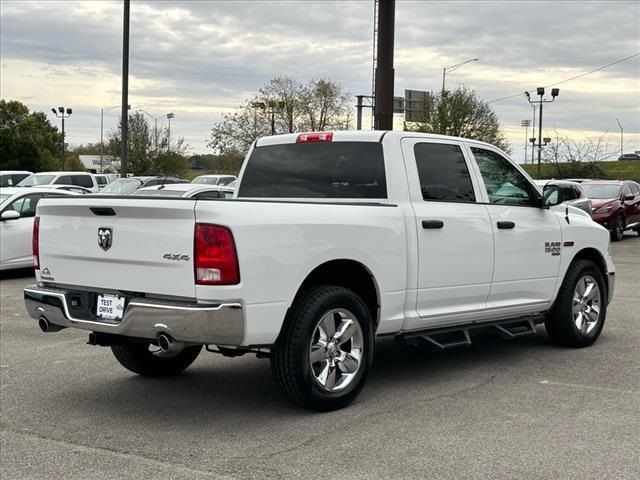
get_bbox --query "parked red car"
[582,180,640,241]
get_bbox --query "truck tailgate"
[37,198,197,298]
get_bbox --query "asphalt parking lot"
[1,233,638,480]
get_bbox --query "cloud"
[1,0,639,157]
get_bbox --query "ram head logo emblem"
[97,227,113,251]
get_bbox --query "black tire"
[610,214,625,242]
[271,285,374,411]
[111,342,202,377]
[545,259,607,348]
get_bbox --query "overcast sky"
[1,0,639,161]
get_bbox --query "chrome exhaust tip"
[157,333,184,354]
[38,317,65,333]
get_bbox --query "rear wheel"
[111,342,202,377]
[610,214,625,241]
[545,259,607,347]
[271,285,374,411]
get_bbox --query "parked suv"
[17,172,99,192]
[582,180,640,240]
[100,176,189,195]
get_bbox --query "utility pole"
[120,0,130,177]
[373,0,395,130]
[525,87,559,178]
[521,119,530,164]
[51,107,72,170]
[531,104,537,165]
[616,119,623,158]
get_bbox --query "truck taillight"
[296,132,333,143]
[33,216,40,270]
[194,224,239,285]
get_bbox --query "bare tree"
[541,129,613,178]
[208,77,352,156]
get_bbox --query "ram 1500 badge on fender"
[24,131,615,411]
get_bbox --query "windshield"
[101,178,143,194]
[17,174,55,186]
[581,184,620,199]
[130,189,185,197]
[192,176,219,185]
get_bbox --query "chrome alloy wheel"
[309,308,364,392]
[572,275,601,335]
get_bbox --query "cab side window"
[414,143,476,202]
[629,183,640,196]
[54,175,72,185]
[72,175,94,188]
[471,147,539,207]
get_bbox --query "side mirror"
[1,210,21,221]
[623,194,634,201]
[543,185,564,208]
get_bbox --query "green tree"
[0,99,62,172]
[405,88,510,153]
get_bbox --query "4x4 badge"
[98,227,113,251]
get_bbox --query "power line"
[488,52,640,104]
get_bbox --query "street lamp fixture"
[51,106,72,170]
[100,104,130,173]
[442,57,479,93]
[525,87,560,178]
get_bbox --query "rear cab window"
[238,142,386,199]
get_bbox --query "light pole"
[166,112,175,152]
[521,119,531,164]
[525,87,559,178]
[616,119,623,158]
[139,110,159,158]
[250,101,284,135]
[101,104,130,173]
[51,107,72,170]
[442,58,478,94]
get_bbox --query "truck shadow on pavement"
[64,328,563,421]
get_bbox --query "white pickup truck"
[24,131,615,411]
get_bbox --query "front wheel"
[610,214,625,242]
[545,259,607,347]
[111,342,202,377]
[271,285,374,411]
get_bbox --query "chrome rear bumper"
[23,284,244,346]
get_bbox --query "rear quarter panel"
[194,200,408,345]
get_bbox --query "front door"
[401,138,494,330]
[468,145,562,310]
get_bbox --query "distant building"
[79,155,120,173]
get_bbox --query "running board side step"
[397,316,542,350]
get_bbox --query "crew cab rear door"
[400,137,494,329]
[468,145,562,310]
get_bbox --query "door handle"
[497,221,515,230]
[422,220,444,229]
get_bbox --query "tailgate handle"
[90,207,116,216]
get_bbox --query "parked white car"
[17,171,99,192]
[24,131,615,411]
[0,187,77,270]
[0,171,33,188]
[191,174,237,186]
[132,183,235,199]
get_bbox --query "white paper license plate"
[96,294,125,321]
